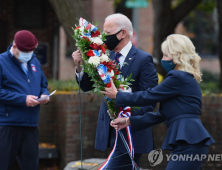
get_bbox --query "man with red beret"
[0,30,49,170]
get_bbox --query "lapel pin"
[129,58,132,60]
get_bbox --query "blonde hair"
[161,34,202,83]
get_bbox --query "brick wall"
[38,92,111,169]
[38,92,222,169]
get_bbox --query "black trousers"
[0,126,39,170]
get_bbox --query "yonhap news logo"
[148,149,163,166]
[148,149,222,167]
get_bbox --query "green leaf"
[94,88,98,93]
[97,90,102,96]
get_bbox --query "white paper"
[37,90,56,101]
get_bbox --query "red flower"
[86,50,94,57]
[90,43,107,54]
[90,43,100,50]
[82,36,90,41]
[75,26,81,30]
[101,45,106,54]
[103,44,108,49]
[91,30,100,37]
[115,70,120,75]
[106,82,111,88]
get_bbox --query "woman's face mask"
[161,60,176,72]
[104,30,123,51]
[161,54,176,72]
[18,51,33,63]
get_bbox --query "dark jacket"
[77,45,158,153]
[116,70,215,150]
[0,45,49,127]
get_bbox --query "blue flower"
[97,64,107,74]
[117,75,122,81]
[97,64,111,84]
[103,75,111,84]
[93,50,100,56]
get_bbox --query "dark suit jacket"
[77,45,158,153]
[116,70,215,150]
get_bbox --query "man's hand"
[101,79,118,99]
[72,50,84,73]
[26,95,40,107]
[38,95,50,105]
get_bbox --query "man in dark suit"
[72,13,158,169]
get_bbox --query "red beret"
[14,30,38,52]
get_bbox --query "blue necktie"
[21,64,28,76]
[115,52,121,65]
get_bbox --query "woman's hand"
[101,79,118,99]
[110,118,131,131]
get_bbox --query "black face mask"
[104,30,123,51]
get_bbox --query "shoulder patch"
[31,64,37,72]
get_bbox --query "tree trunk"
[153,0,174,76]
[217,0,222,90]
[152,0,202,76]
[48,0,89,46]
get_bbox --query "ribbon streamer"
[79,17,98,32]
[99,107,137,170]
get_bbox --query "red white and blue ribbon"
[79,17,98,32]
[99,107,137,170]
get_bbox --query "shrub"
[200,70,220,95]
[48,79,79,91]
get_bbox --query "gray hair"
[105,13,133,37]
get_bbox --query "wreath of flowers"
[72,18,134,118]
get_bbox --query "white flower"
[88,56,100,67]
[107,70,114,77]
[79,26,85,33]
[100,54,109,62]
[90,37,103,45]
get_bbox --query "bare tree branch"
[49,0,89,46]
[152,0,203,76]
[173,0,202,26]
[152,0,174,75]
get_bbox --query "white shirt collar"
[118,41,132,58]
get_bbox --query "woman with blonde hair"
[102,34,215,169]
